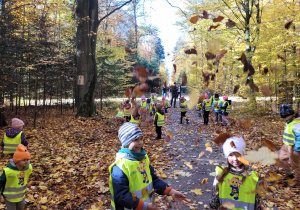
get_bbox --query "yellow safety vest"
[203,100,212,111]
[164,101,171,109]
[129,115,140,126]
[179,101,187,112]
[196,103,202,111]
[3,132,22,154]
[123,109,131,117]
[109,155,154,210]
[214,99,222,111]
[154,112,165,127]
[216,166,258,210]
[283,119,300,146]
[223,101,231,113]
[3,164,33,202]
[140,102,147,108]
[148,103,153,111]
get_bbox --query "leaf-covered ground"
[0,102,300,209]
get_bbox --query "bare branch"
[234,0,246,20]
[165,0,187,18]
[221,0,245,28]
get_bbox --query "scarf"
[119,147,146,161]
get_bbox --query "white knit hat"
[118,123,143,147]
[223,137,246,158]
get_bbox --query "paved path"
[162,104,225,209]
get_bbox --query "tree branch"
[97,0,134,27]
[221,0,246,28]
[219,8,245,34]
[165,0,187,18]
[234,0,246,20]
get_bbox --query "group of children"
[1,100,299,209]
[197,92,231,125]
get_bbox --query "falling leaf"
[173,64,176,73]
[223,201,235,209]
[271,104,278,114]
[262,140,276,152]
[233,85,240,94]
[243,146,278,165]
[133,86,144,97]
[139,83,149,92]
[125,87,132,98]
[199,178,209,186]
[184,48,197,55]
[285,20,293,29]
[205,52,216,60]
[263,67,268,75]
[226,19,236,28]
[239,119,251,129]
[201,10,209,19]
[206,147,213,153]
[216,50,227,62]
[261,85,272,96]
[248,82,259,92]
[133,65,149,79]
[277,54,285,61]
[192,61,197,65]
[213,16,224,22]
[189,15,199,24]
[194,138,199,145]
[213,133,231,145]
[239,156,249,165]
[198,93,205,102]
[125,47,133,53]
[208,24,221,31]
[190,189,203,195]
[211,74,216,81]
[198,151,205,159]
[182,74,188,86]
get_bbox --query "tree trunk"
[75,0,98,117]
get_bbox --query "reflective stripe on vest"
[154,112,165,127]
[203,100,212,111]
[109,155,154,209]
[129,115,140,126]
[282,119,300,146]
[3,164,32,202]
[140,102,147,108]
[3,132,22,154]
[179,101,187,112]
[216,166,258,210]
[123,109,131,117]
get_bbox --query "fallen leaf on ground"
[190,189,203,195]
[199,178,209,186]
[206,147,213,153]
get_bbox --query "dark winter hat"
[279,104,294,118]
[215,93,219,98]
[118,122,143,147]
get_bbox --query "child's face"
[228,152,242,168]
[16,159,29,170]
[128,136,143,153]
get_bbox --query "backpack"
[146,98,151,103]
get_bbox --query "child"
[1,118,28,154]
[162,97,171,113]
[179,97,189,124]
[154,107,165,140]
[129,113,141,126]
[115,108,126,125]
[220,96,230,125]
[123,100,132,122]
[196,99,203,117]
[109,123,189,209]
[278,104,300,187]
[0,144,33,210]
[213,94,222,124]
[210,137,263,209]
[202,93,212,125]
[140,95,147,121]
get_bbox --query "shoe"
[154,137,160,140]
[186,120,189,124]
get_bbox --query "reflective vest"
[196,103,202,111]
[140,101,147,108]
[3,132,22,154]
[123,109,131,117]
[214,99,222,111]
[148,103,153,111]
[3,164,33,202]
[164,101,171,109]
[129,115,140,126]
[154,112,165,127]
[283,119,300,146]
[223,101,231,113]
[203,100,212,111]
[116,111,124,118]
[109,155,154,210]
[179,101,187,112]
[216,166,258,210]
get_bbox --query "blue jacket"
[111,152,170,209]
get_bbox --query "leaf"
[265,173,282,182]
[205,142,210,147]
[243,146,279,165]
[237,53,247,65]
[263,67,268,75]
[185,162,193,169]
[133,65,149,79]
[271,104,278,114]
[207,39,221,54]
[167,130,174,138]
[262,140,276,152]
[198,151,205,159]
[226,19,236,28]
[230,141,236,148]
[239,119,251,129]
[211,74,216,81]
[181,74,188,86]
[208,24,221,31]
[192,61,197,65]
[213,16,224,22]
[39,197,48,204]
[198,93,205,102]
[125,47,133,53]
[201,10,209,19]
[190,188,203,195]
[216,50,227,62]
[189,15,199,24]
[277,54,285,61]
[206,147,213,153]
[213,133,231,145]
[199,178,209,186]
[285,20,293,29]
[248,82,259,92]
[205,52,216,60]
[139,83,149,92]
[261,85,272,96]
[133,86,144,97]
[239,156,249,165]
[165,135,171,142]
[184,48,197,55]
[233,85,240,94]
[125,87,132,98]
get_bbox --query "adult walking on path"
[177,85,181,99]
[170,83,178,108]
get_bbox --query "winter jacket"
[1,128,28,147]
[170,86,178,96]
[0,159,32,194]
[110,152,172,210]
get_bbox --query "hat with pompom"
[13,144,30,163]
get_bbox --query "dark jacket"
[170,86,178,96]
[111,152,170,210]
[1,128,28,147]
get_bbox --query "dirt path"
[161,103,225,209]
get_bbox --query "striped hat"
[118,122,143,147]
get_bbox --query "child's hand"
[147,202,161,210]
[168,189,191,209]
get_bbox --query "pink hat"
[204,93,208,99]
[12,118,24,129]
[141,95,146,100]
[162,97,165,100]
[223,96,228,100]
